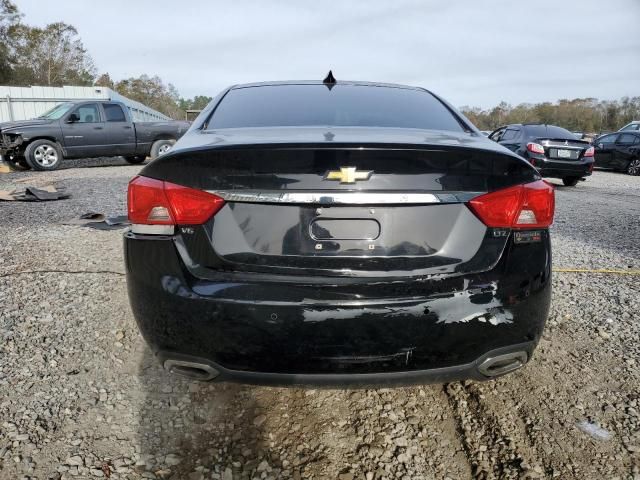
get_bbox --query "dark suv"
[593,132,640,175]
[489,124,594,186]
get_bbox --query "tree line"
[461,97,639,134]
[0,0,210,119]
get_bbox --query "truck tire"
[150,139,175,160]
[16,157,30,169]
[124,155,147,164]
[562,176,580,186]
[24,139,63,171]
[8,155,30,170]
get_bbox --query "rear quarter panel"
[133,121,190,154]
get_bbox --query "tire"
[562,176,580,187]
[16,157,30,169]
[124,155,147,164]
[24,139,63,171]
[626,158,640,176]
[149,139,176,160]
[7,155,30,170]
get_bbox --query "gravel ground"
[1,160,639,480]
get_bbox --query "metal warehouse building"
[0,85,171,122]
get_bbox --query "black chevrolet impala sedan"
[125,77,554,386]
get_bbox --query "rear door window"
[103,103,127,122]
[617,133,637,144]
[207,84,466,132]
[599,134,618,144]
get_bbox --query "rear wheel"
[627,158,640,176]
[150,139,175,160]
[124,155,147,164]
[24,139,63,171]
[562,176,580,186]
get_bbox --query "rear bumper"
[124,230,551,384]
[535,158,594,178]
[156,342,535,387]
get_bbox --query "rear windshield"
[207,84,465,132]
[524,125,575,139]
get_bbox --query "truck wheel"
[562,176,580,186]
[150,139,175,160]
[24,140,63,171]
[124,155,147,164]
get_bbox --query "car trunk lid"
[141,127,538,277]
[536,137,590,161]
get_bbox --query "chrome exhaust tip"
[163,359,220,381]
[477,351,528,378]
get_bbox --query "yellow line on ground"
[553,268,640,275]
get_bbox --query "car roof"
[228,80,426,92]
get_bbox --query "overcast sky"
[15,0,640,108]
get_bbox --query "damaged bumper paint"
[124,229,551,384]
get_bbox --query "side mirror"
[66,113,80,123]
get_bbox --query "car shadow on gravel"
[136,349,271,479]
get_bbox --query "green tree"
[461,97,640,134]
[114,74,184,119]
[10,22,96,86]
[94,72,114,89]
[0,0,20,83]
[179,95,213,112]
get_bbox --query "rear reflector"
[583,146,594,157]
[467,180,555,228]
[128,176,225,225]
[527,142,545,155]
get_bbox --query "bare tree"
[10,21,96,86]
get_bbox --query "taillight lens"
[468,180,555,229]
[527,142,545,155]
[128,176,225,225]
[583,146,594,157]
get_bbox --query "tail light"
[527,143,545,155]
[468,180,555,229]
[128,176,225,225]
[583,146,594,157]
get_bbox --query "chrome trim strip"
[130,224,175,235]
[208,190,451,205]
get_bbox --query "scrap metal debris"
[0,185,70,201]
[62,212,130,230]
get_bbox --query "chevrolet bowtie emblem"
[324,167,373,184]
